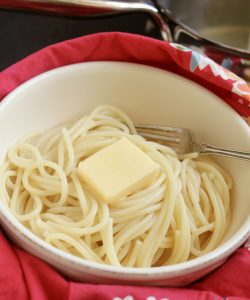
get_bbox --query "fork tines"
[135,124,182,150]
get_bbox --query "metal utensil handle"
[200,144,250,161]
[0,0,154,15]
[0,0,170,40]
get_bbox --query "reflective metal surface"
[1,0,250,78]
[0,0,170,40]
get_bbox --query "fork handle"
[200,144,250,161]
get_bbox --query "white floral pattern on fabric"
[171,42,237,81]
[112,296,170,300]
[190,51,231,80]
[169,41,250,114]
[146,297,169,300]
[232,81,250,99]
[113,296,134,300]
[170,42,230,80]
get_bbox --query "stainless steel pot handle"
[0,0,171,41]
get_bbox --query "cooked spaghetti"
[0,105,232,267]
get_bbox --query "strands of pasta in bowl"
[0,105,232,267]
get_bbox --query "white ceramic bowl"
[0,62,249,286]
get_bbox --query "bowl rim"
[0,61,249,279]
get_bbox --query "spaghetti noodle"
[0,105,232,267]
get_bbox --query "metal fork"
[135,124,250,161]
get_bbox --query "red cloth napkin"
[0,32,249,300]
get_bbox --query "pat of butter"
[77,137,159,204]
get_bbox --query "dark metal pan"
[1,0,250,78]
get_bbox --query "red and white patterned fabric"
[0,32,249,300]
